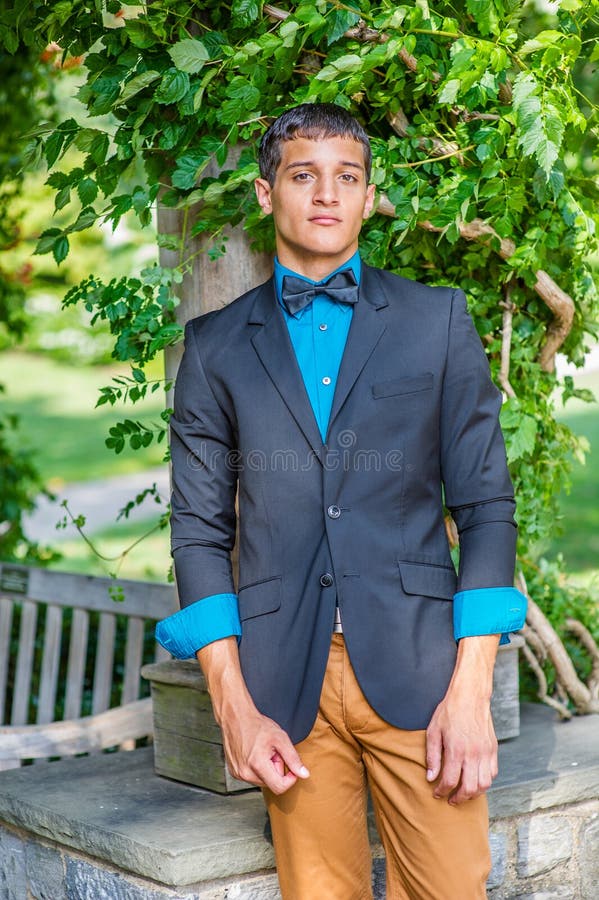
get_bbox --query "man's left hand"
[425,634,500,805]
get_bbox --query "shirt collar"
[274,251,362,311]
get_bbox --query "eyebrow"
[285,160,364,171]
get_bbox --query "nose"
[313,175,339,206]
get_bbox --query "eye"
[339,173,358,182]
[292,172,313,182]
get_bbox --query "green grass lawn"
[545,368,599,587]
[0,351,167,484]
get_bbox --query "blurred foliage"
[2,0,599,686]
[0,26,62,562]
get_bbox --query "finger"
[425,725,442,783]
[433,755,462,799]
[274,735,310,779]
[270,750,286,778]
[448,760,479,805]
[260,764,299,795]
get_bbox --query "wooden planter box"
[143,634,524,792]
[491,634,524,741]
[141,659,253,794]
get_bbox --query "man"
[156,103,526,899]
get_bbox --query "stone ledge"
[491,703,599,819]
[0,704,597,889]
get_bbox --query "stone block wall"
[488,800,599,899]
[2,803,598,900]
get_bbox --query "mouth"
[309,216,341,225]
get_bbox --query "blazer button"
[327,504,341,519]
[320,573,334,587]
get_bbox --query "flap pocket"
[372,373,434,399]
[238,576,282,621]
[398,561,456,600]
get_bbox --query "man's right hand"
[220,705,309,794]
[197,636,309,795]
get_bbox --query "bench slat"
[11,601,38,725]
[0,564,177,618]
[37,605,63,725]
[0,698,153,760]
[64,608,90,720]
[92,613,116,715]
[0,597,14,724]
[122,617,145,705]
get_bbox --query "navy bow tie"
[281,269,359,316]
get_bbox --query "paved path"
[24,467,170,543]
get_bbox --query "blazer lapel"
[326,264,388,440]
[249,279,324,461]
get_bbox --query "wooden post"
[158,155,273,588]
[158,155,273,388]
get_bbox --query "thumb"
[426,726,442,783]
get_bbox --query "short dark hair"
[258,103,372,186]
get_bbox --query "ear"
[363,183,376,219]
[254,178,273,215]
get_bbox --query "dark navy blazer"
[169,264,519,743]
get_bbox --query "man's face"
[255,135,375,277]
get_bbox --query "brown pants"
[263,635,490,900]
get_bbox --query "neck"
[276,246,358,282]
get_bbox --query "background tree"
[0,18,64,563]
[4,0,599,708]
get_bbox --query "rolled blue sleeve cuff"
[155,593,241,659]
[453,587,527,646]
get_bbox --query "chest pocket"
[372,372,434,399]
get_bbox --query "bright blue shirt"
[155,253,526,659]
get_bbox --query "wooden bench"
[0,563,177,770]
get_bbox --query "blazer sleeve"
[169,319,238,608]
[440,289,526,635]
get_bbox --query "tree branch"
[499,287,516,399]
[534,270,576,374]
[565,617,599,696]
[521,639,572,719]
[376,199,575,372]
[264,5,432,77]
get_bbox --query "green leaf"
[512,73,564,175]
[53,235,70,265]
[438,78,460,105]
[90,132,110,166]
[171,138,222,190]
[231,0,263,26]
[520,31,564,56]
[194,66,219,112]
[154,68,190,105]
[44,132,64,168]
[69,207,97,233]
[34,228,61,256]
[120,70,161,104]
[467,0,499,36]
[280,20,299,48]
[168,39,209,74]
[125,20,157,49]
[77,178,98,206]
[54,185,72,211]
[316,54,363,82]
[327,9,360,45]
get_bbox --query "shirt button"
[319,573,334,587]
[319,323,328,331]
[322,376,331,385]
[327,505,341,519]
